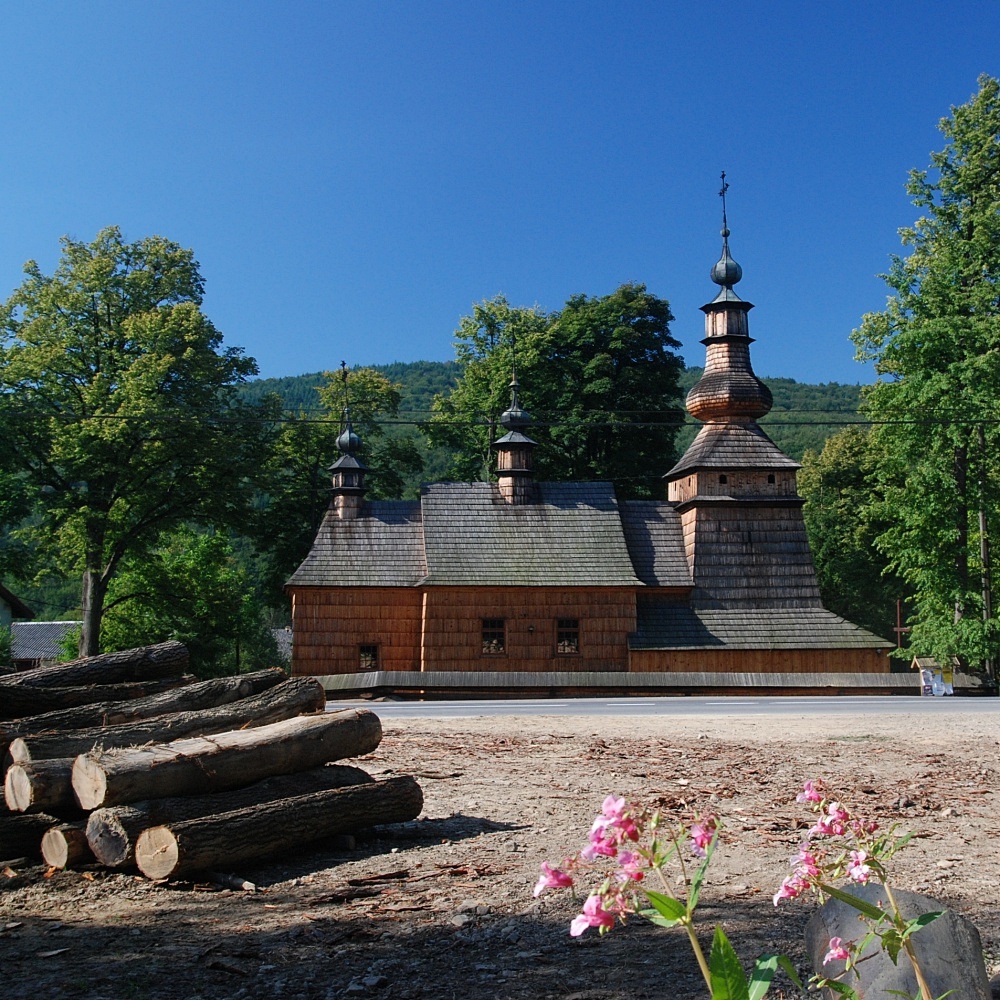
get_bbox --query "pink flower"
[810,801,851,838]
[847,849,872,884]
[772,873,809,906]
[569,894,616,936]
[823,936,851,965]
[689,818,717,857]
[792,844,821,878]
[601,794,628,820]
[616,850,645,882]
[533,861,573,897]
[580,818,619,861]
[797,779,824,804]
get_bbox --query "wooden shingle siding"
[290,588,422,674]
[419,587,635,673]
[628,648,888,673]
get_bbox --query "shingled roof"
[618,500,692,588]
[420,482,642,586]
[286,501,425,587]
[630,601,892,650]
[667,421,800,478]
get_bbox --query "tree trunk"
[41,822,92,869]
[4,758,78,815]
[87,763,373,867]
[0,812,61,861]
[79,563,107,659]
[0,676,194,721]
[0,668,286,758]
[0,640,189,690]
[135,775,422,880]
[9,676,325,763]
[73,709,382,810]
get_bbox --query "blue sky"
[1,2,998,386]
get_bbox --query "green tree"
[0,227,275,656]
[253,365,423,604]
[851,74,1000,675]
[799,426,905,641]
[428,284,684,497]
[101,526,278,677]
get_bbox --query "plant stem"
[684,921,713,993]
[883,881,934,1000]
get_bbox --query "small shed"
[0,584,34,630]
[11,620,80,671]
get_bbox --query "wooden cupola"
[493,374,537,505]
[329,409,369,520]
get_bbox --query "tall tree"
[428,284,684,497]
[253,365,423,603]
[0,227,274,656]
[799,426,905,641]
[851,74,1000,675]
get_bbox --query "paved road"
[325,695,1000,720]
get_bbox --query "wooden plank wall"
[628,647,890,674]
[290,587,422,675]
[420,587,635,673]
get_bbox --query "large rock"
[805,882,989,999]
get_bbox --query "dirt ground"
[1,706,998,1000]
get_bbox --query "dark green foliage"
[851,74,1000,671]
[799,427,904,641]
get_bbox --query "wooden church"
[287,210,895,696]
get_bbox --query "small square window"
[767,474,776,484]
[359,645,379,670]
[556,618,580,654]
[718,474,728,484]
[482,618,506,654]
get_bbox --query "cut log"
[0,668,286,760]
[9,676,325,763]
[86,763,373,867]
[41,822,92,869]
[73,709,382,810]
[0,812,61,860]
[5,758,77,814]
[135,775,423,880]
[0,640,189,690]
[0,676,195,721]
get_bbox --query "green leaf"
[709,926,750,1000]
[818,882,889,922]
[902,910,943,940]
[690,829,719,909]
[643,890,687,922]
[820,980,862,998]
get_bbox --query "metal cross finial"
[719,171,730,234]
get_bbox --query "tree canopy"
[851,74,1000,674]
[428,284,685,497]
[0,226,274,656]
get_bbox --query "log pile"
[0,642,422,880]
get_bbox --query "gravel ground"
[1,708,998,999]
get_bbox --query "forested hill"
[243,361,864,461]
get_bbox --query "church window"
[359,645,379,670]
[556,619,580,654]
[718,474,728,484]
[482,618,506,654]
[767,474,776,484]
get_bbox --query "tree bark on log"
[0,641,189,690]
[4,758,77,814]
[0,668,287,760]
[135,775,422,880]
[0,677,195,721]
[0,812,61,860]
[9,676,325,763]
[41,822,92,869]
[86,763,373,867]
[73,709,383,810]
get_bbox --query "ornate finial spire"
[335,361,362,454]
[329,363,368,518]
[711,171,743,291]
[500,331,532,432]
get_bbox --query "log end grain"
[72,754,108,811]
[7,738,30,765]
[4,765,31,812]
[135,826,180,880]
[41,824,92,869]
[86,809,132,867]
